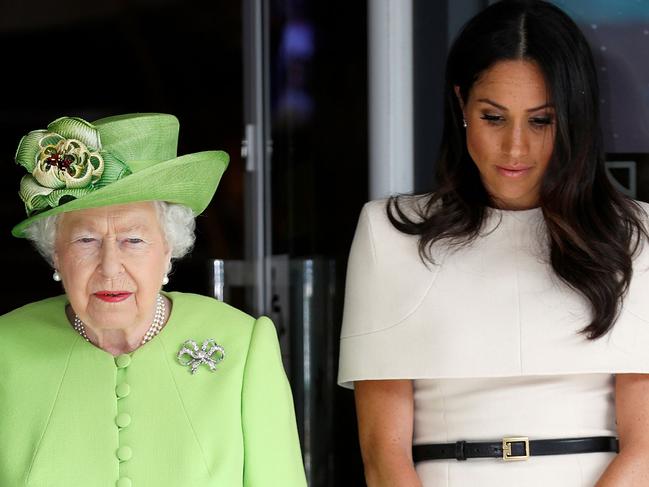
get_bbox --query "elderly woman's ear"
[163,253,172,286]
[165,247,172,272]
[52,250,61,278]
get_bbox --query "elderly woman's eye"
[126,237,144,244]
[77,237,96,244]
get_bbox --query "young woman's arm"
[355,380,424,487]
[596,374,649,486]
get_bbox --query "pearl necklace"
[73,294,167,346]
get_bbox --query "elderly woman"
[0,113,307,487]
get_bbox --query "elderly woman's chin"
[77,293,157,330]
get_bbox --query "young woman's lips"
[496,166,532,178]
[94,291,132,303]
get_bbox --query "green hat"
[12,113,229,237]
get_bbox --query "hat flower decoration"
[11,112,229,238]
[16,116,130,216]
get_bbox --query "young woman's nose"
[502,122,530,160]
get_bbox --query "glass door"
[241,0,368,485]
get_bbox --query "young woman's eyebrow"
[476,98,554,112]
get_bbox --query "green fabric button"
[117,446,132,461]
[116,413,131,428]
[115,383,131,398]
[115,354,131,368]
[117,477,132,487]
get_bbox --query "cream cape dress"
[338,198,649,486]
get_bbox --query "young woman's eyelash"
[530,116,553,125]
[480,114,503,123]
[479,114,554,127]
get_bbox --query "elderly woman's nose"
[99,240,123,278]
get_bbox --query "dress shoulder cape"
[338,198,649,388]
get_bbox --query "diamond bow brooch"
[177,339,225,375]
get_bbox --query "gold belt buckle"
[502,436,530,461]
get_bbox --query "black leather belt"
[413,436,618,462]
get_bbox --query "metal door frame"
[243,0,272,317]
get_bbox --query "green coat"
[0,292,307,487]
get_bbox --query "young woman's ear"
[454,85,465,111]
[454,86,468,128]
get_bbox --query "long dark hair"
[388,0,647,339]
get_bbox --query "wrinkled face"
[53,202,171,331]
[457,60,556,210]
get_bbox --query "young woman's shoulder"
[359,194,433,236]
[633,199,649,219]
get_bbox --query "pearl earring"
[463,118,468,128]
[162,275,169,285]
[53,270,61,282]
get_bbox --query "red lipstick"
[94,291,132,303]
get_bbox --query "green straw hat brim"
[12,150,228,238]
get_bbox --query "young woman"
[339,1,649,485]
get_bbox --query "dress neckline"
[486,206,543,222]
